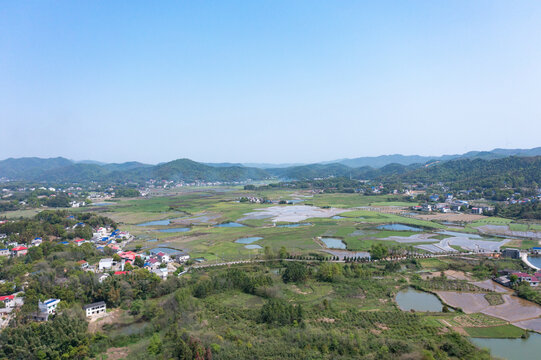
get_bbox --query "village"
[0,222,191,329]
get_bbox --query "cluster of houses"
[411,198,494,214]
[495,270,541,288]
[90,247,190,281]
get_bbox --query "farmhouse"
[99,258,114,270]
[39,298,60,314]
[512,272,539,287]
[0,295,15,308]
[83,301,106,317]
[11,246,28,257]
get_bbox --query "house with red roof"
[114,271,129,276]
[118,251,137,262]
[512,272,539,286]
[0,295,15,308]
[77,260,89,269]
[11,246,28,257]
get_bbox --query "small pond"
[321,237,346,249]
[332,215,344,219]
[235,237,263,244]
[395,287,443,312]
[378,224,423,232]
[287,199,304,204]
[138,219,171,226]
[470,333,541,360]
[146,239,158,243]
[350,230,365,236]
[158,227,190,233]
[92,202,115,206]
[245,244,262,249]
[527,256,541,269]
[149,247,182,256]
[216,222,245,228]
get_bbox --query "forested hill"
[383,156,541,189]
[1,154,541,185]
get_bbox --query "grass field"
[464,324,526,338]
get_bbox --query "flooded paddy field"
[239,205,347,223]
[436,290,541,332]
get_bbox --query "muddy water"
[471,333,541,360]
[395,288,443,312]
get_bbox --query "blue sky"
[1,1,540,164]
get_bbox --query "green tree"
[147,333,162,355]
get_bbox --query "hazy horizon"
[2,1,541,163]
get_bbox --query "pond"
[92,202,115,206]
[527,256,541,269]
[377,224,423,231]
[137,219,171,226]
[245,244,262,249]
[277,223,312,228]
[157,227,190,233]
[332,215,344,219]
[470,333,541,360]
[395,287,443,312]
[216,222,245,228]
[321,237,346,249]
[287,199,304,204]
[149,247,182,256]
[235,237,263,244]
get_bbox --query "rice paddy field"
[14,187,539,261]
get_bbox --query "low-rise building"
[176,251,190,263]
[0,249,9,257]
[99,258,114,270]
[502,248,520,259]
[83,301,106,317]
[39,299,60,314]
[0,295,15,308]
[512,272,539,286]
[11,246,28,257]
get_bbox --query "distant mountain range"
[0,147,540,184]
[316,147,541,168]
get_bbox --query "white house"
[156,252,170,263]
[99,258,113,270]
[152,268,168,280]
[0,249,9,257]
[0,295,15,308]
[39,299,60,314]
[176,252,190,263]
[98,273,110,283]
[83,301,106,317]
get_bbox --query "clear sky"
[1,1,540,164]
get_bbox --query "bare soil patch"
[415,213,486,222]
[104,347,129,360]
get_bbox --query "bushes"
[260,298,303,325]
[282,262,309,283]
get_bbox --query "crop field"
[70,187,541,261]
